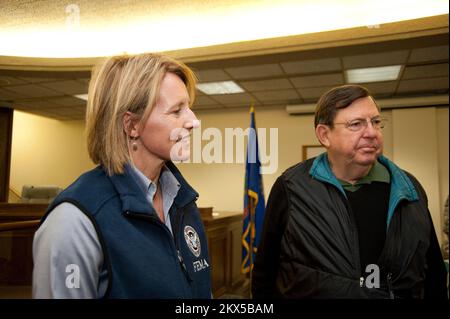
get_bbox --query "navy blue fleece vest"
[43,162,211,298]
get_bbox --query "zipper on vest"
[177,249,192,282]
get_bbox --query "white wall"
[392,107,447,245]
[10,111,94,195]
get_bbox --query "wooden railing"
[0,203,48,214]
[0,203,47,223]
[0,220,40,232]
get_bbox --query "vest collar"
[108,161,198,214]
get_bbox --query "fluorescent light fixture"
[346,65,402,83]
[74,93,88,101]
[197,81,244,95]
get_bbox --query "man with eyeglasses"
[252,84,447,299]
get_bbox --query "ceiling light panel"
[196,81,244,95]
[346,65,402,83]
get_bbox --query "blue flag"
[242,105,266,274]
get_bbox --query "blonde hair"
[85,53,197,175]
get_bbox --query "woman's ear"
[315,124,331,148]
[123,111,140,138]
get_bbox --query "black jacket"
[252,154,447,299]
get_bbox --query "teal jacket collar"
[309,153,418,228]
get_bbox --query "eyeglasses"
[333,117,387,132]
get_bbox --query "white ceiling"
[2,0,447,58]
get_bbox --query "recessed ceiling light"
[346,65,402,83]
[74,93,88,101]
[197,81,244,95]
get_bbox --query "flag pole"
[248,101,255,298]
[249,196,255,297]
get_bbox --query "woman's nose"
[184,108,199,129]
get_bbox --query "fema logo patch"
[184,225,201,258]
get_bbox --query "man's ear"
[123,111,140,138]
[315,124,331,148]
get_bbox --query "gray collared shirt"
[129,164,180,234]
[32,164,180,298]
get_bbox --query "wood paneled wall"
[0,108,13,202]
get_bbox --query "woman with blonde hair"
[32,53,211,298]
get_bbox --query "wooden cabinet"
[202,210,247,298]
[0,204,44,286]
